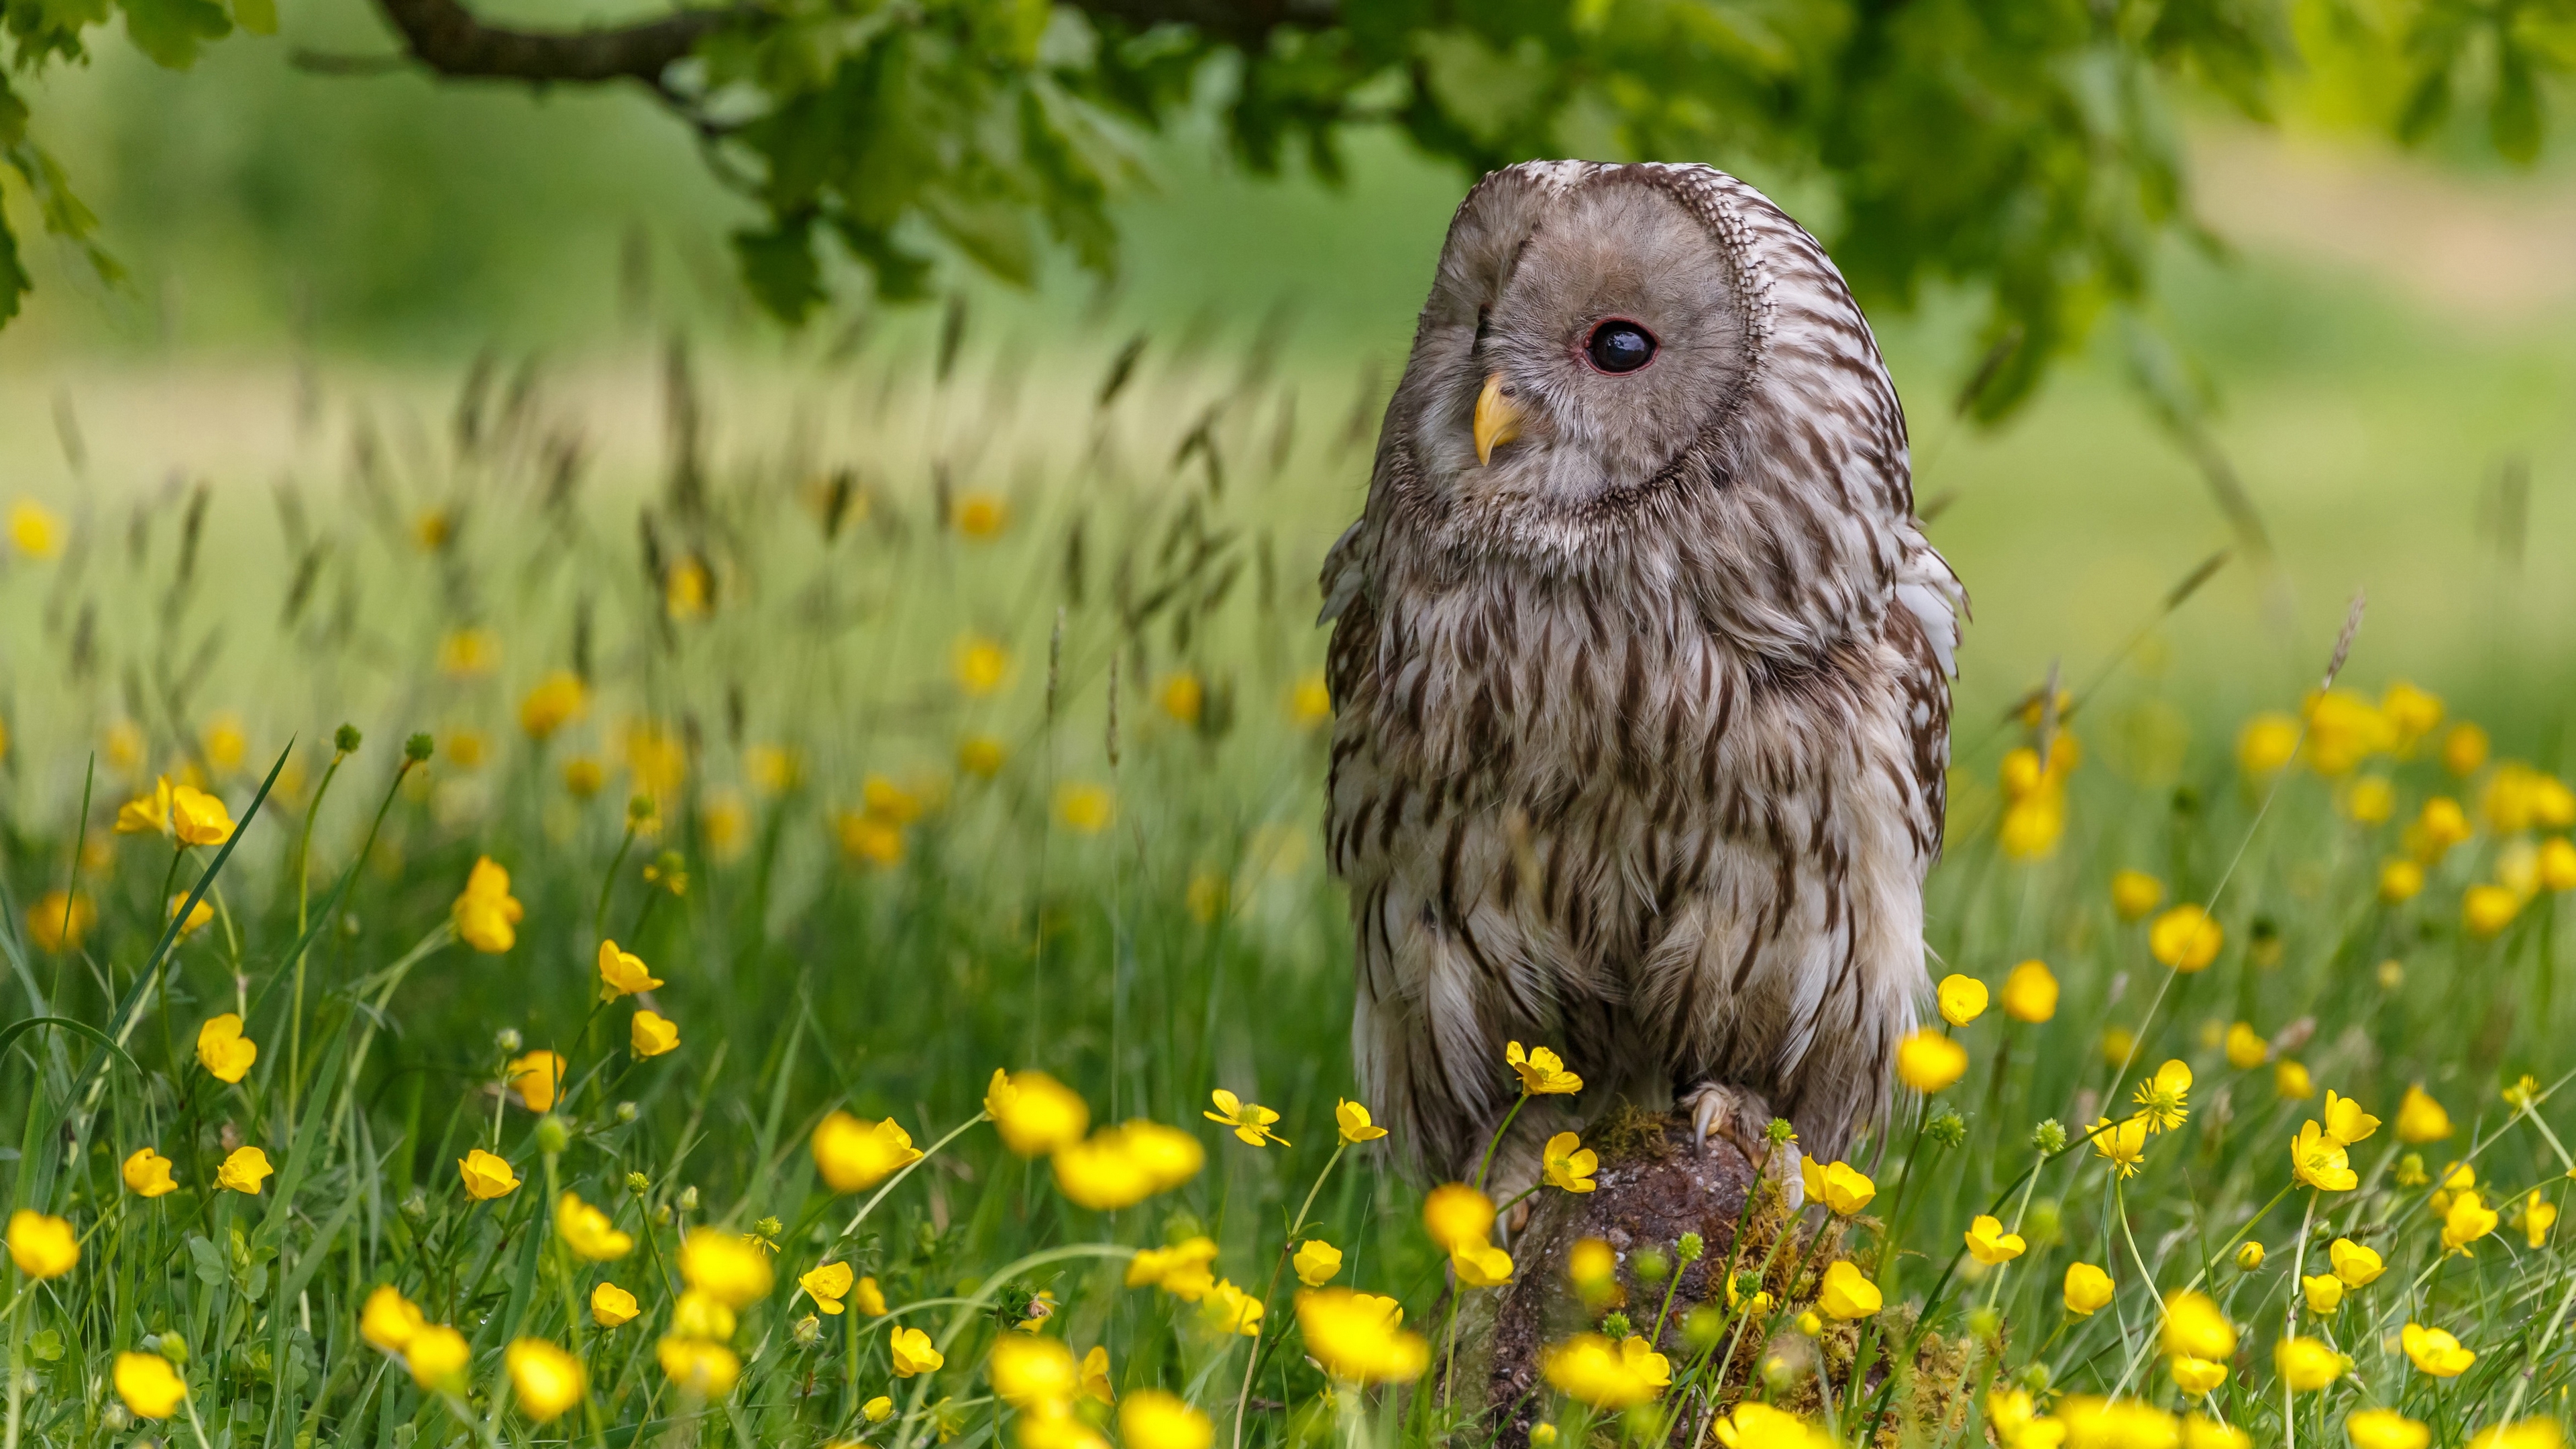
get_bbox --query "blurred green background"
[4,0,2575,738]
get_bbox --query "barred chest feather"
[1326,557,1943,1174]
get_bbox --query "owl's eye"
[1584,320,1657,374]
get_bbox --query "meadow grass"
[1,322,2573,1449]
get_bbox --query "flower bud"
[677,1185,699,1212]
[1968,1306,2001,1340]
[1675,1232,1704,1266]
[628,794,657,825]
[792,1314,822,1346]
[405,733,434,761]
[534,1115,571,1155]
[653,1205,673,1226]
[495,1028,523,1054]
[157,1333,189,1366]
[1632,1248,1669,1284]
[1599,1312,1632,1339]
[102,1403,131,1432]
[1925,1109,1967,1148]
[2031,1119,2068,1155]
[334,723,364,754]
[627,1171,651,1194]
[615,1102,639,1124]
[1795,1311,1821,1337]
[400,1189,429,1221]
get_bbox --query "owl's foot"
[1680,1079,1804,1212]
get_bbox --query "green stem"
[1473,1095,1530,1194]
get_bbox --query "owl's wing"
[1318,518,1370,628]
[1891,532,1966,862]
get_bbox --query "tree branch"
[369,0,733,84]
[358,0,1337,89]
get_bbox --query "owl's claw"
[1682,1081,1750,1156]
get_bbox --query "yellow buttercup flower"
[2275,1059,2314,1100]
[1541,1333,1670,1408]
[1712,1403,1828,1448]
[1121,1390,1213,1449]
[988,1332,1077,1405]
[2395,1084,2453,1142]
[1421,1183,1495,1252]
[8,498,62,558]
[812,1112,926,1193]
[2090,1115,2148,1178]
[2466,1424,2563,1449]
[2520,1193,2559,1248]
[453,856,525,953]
[519,670,589,739]
[1542,1132,1597,1193]
[890,1326,944,1377]
[1799,1156,1876,1215]
[1293,1238,1342,1287]
[954,492,1008,539]
[1078,1344,1115,1404]
[631,1009,680,1057]
[195,1013,258,1084]
[405,1326,471,1391]
[2441,1191,2500,1253]
[680,1227,775,1308]
[7,1210,77,1279]
[2224,1022,2267,1069]
[1205,1089,1289,1146]
[2290,1120,2357,1191]
[113,1351,186,1419]
[2063,1262,2114,1315]
[954,635,1009,696]
[986,1069,1091,1157]
[1290,672,1334,728]
[2110,869,2166,921]
[670,1291,735,1341]
[2148,905,2222,971]
[2465,879,2524,938]
[1895,1029,1968,1091]
[2168,1355,2226,1396]
[2342,775,2396,824]
[218,1145,274,1194]
[2321,1090,2379,1145]
[117,777,174,836]
[2235,1241,2264,1270]
[507,1338,587,1421]
[1157,672,1204,725]
[2379,859,2425,903]
[1053,782,1114,834]
[1986,1390,2056,1449]
[1817,1260,1880,1320]
[1937,973,1988,1026]
[507,1050,566,1112]
[1295,1287,1428,1383]
[2161,1291,2235,1360]
[458,1149,519,1201]
[2402,1322,2475,1377]
[1334,1099,1388,1143]
[592,1281,639,1327]
[2000,959,2057,1022]
[597,939,663,1000]
[2444,722,2490,776]
[2347,1410,2431,1449]
[555,1192,634,1260]
[853,1276,888,1315]
[123,1147,177,1198]
[802,1261,855,1313]
[360,1285,425,1351]
[2275,1336,2342,1391]
[1451,1241,1513,1287]
[658,1336,741,1396]
[2300,1273,2343,1313]
[2238,712,2300,775]
[1127,1237,1219,1297]
[1964,1215,2025,1265]
[1052,1122,1202,1210]
[1505,1041,1583,1095]
[25,891,92,953]
[2131,1059,2192,1132]
[2329,1238,2383,1286]
[169,784,235,846]
[168,893,214,938]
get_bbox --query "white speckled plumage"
[1322,161,1965,1180]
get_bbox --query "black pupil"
[1587,321,1655,374]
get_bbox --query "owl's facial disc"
[1409,175,1750,526]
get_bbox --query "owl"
[1320,161,1965,1184]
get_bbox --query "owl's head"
[1377,162,1911,590]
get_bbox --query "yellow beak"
[1473,373,1523,467]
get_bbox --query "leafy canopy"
[1,0,2567,412]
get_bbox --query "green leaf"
[733,218,826,326]
[118,0,233,68]
[230,0,273,36]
